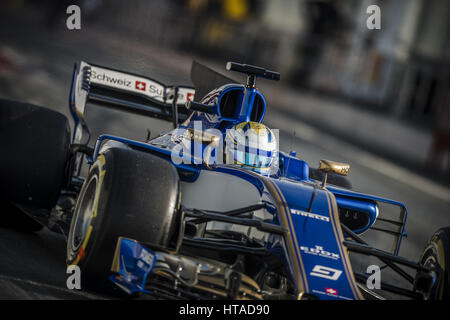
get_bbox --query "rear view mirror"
[319,159,350,176]
[318,159,350,188]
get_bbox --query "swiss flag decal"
[135,81,146,91]
[325,288,338,295]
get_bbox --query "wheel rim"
[420,243,446,299]
[70,174,98,252]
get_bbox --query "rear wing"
[69,61,195,144]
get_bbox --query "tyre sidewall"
[67,148,180,290]
[66,153,110,282]
[420,227,450,300]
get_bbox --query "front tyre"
[66,148,180,292]
[417,227,450,300]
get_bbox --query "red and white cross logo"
[186,92,194,101]
[135,81,146,91]
[325,288,338,295]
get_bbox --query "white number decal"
[310,265,342,281]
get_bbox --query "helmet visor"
[234,149,273,168]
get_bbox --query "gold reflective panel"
[319,159,350,176]
[202,134,220,170]
[187,128,220,145]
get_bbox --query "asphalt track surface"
[0,9,449,300]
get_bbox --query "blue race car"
[1,60,449,300]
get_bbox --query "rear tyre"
[66,147,180,293]
[417,227,450,300]
[0,99,70,230]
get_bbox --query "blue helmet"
[224,121,278,175]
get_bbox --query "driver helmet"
[224,121,278,175]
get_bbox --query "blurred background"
[0,0,449,299]
[1,0,449,181]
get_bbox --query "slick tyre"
[418,227,450,300]
[66,147,180,292]
[0,99,70,231]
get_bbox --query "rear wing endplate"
[69,61,195,144]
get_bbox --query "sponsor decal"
[91,69,133,88]
[310,265,342,281]
[325,287,338,295]
[139,248,155,266]
[311,289,352,300]
[135,80,146,91]
[290,209,330,222]
[165,87,195,104]
[300,245,340,260]
[149,84,164,97]
[186,92,195,102]
[89,66,194,105]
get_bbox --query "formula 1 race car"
[0,60,449,300]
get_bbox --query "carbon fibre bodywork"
[67,61,411,300]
